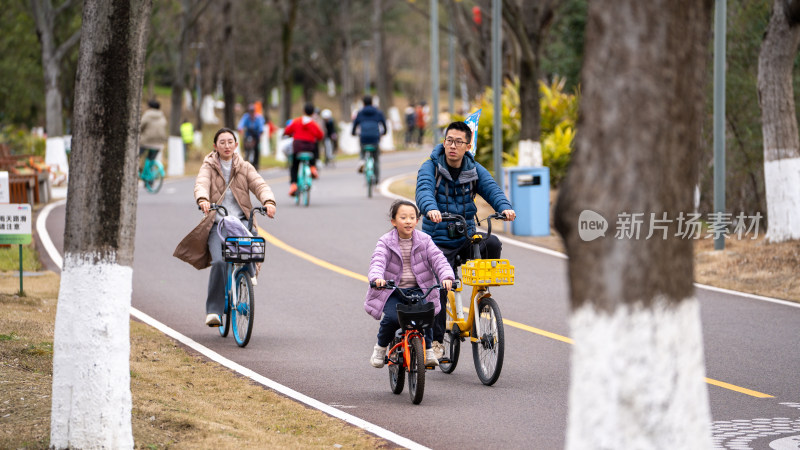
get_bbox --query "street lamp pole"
[713,0,726,250]
[431,0,440,142]
[492,0,502,184]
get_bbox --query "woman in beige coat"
[196,127,276,326]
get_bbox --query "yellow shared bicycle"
[438,212,514,386]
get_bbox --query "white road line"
[36,199,430,450]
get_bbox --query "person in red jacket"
[283,103,325,196]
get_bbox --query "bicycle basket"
[461,259,515,286]
[396,301,435,331]
[223,236,266,263]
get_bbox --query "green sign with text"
[0,204,32,245]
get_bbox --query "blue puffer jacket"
[415,144,512,248]
[351,105,387,144]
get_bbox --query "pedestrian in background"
[404,104,416,147]
[180,117,194,162]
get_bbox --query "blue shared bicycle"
[206,204,267,347]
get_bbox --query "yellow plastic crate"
[461,259,515,286]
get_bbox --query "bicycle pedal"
[439,358,451,364]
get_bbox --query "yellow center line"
[260,227,774,399]
[500,313,773,398]
[258,229,367,283]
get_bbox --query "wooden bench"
[0,143,51,204]
[9,174,35,204]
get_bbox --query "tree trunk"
[50,1,150,447]
[221,0,235,129]
[29,0,81,137]
[373,0,390,108]
[758,0,800,242]
[169,0,192,136]
[340,0,353,120]
[553,1,713,448]
[279,0,298,124]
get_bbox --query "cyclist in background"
[352,95,387,181]
[237,103,265,171]
[284,103,324,196]
[138,99,168,175]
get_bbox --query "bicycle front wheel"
[231,271,254,347]
[472,296,504,386]
[388,338,405,395]
[407,336,426,404]
[218,298,231,338]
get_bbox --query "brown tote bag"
[173,177,233,270]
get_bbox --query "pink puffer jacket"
[364,228,455,320]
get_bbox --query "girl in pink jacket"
[365,200,454,368]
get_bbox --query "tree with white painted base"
[554,1,713,448]
[49,1,151,448]
[503,0,559,167]
[758,0,800,243]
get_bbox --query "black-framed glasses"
[443,137,468,148]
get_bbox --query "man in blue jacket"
[352,95,387,180]
[415,120,516,360]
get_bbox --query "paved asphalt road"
[42,148,800,449]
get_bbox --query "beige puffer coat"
[139,108,168,149]
[194,151,276,225]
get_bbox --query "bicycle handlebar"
[369,280,442,304]
[440,211,506,241]
[201,204,268,233]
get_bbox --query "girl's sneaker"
[425,348,440,367]
[370,344,387,368]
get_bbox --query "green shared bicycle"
[294,151,313,207]
[363,144,378,198]
[139,152,165,194]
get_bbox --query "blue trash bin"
[506,167,550,236]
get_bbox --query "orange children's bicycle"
[370,281,441,405]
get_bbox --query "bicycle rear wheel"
[472,296,504,386]
[388,338,405,395]
[439,292,460,373]
[440,330,461,374]
[365,157,374,198]
[145,163,163,194]
[231,270,254,347]
[407,336,426,404]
